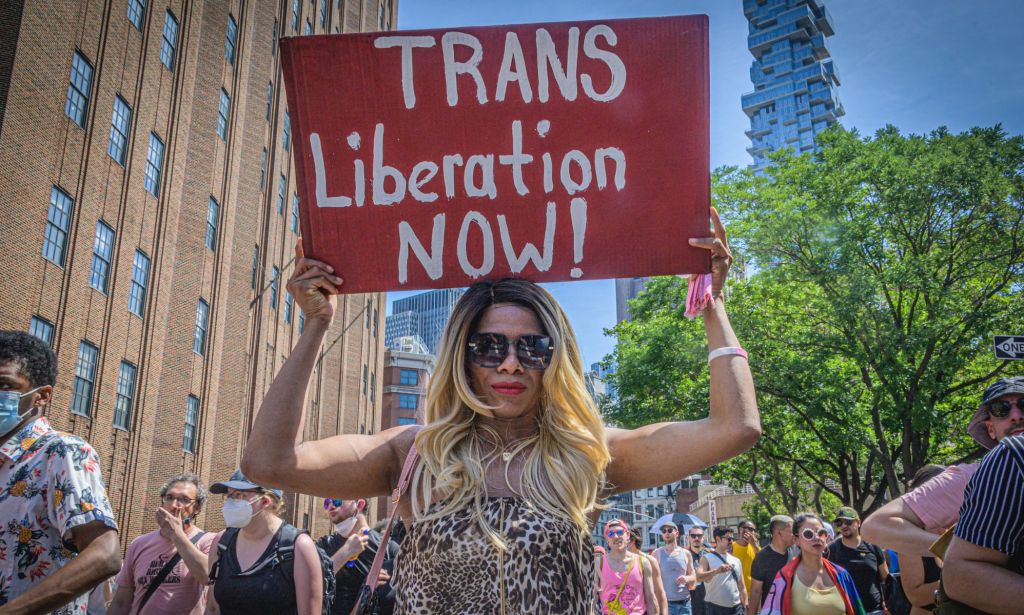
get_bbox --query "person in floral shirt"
[0,331,121,614]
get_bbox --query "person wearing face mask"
[316,498,399,615]
[758,513,864,615]
[206,469,325,615]
[107,474,216,614]
[0,331,121,614]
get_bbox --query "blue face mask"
[0,387,41,436]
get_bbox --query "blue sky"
[387,0,1024,368]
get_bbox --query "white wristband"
[708,347,748,362]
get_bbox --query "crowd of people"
[0,207,1021,614]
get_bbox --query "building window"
[399,369,418,386]
[108,96,132,164]
[266,81,273,121]
[373,309,378,337]
[370,371,375,402]
[217,89,230,140]
[284,291,293,323]
[128,250,150,317]
[160,10,179,70]
[127,0,146,30]
[29,316,54,347]
[277,175,286,215]
[205,197,219,250]
[291,194,299,232]
[304,19,311,35]
[89,221,115,293]
[365,299,371,328]
[184,395,199,452]
[225,14,238,65]
[194,298,209,355]
[398,416,417,426]
[298,309,305,333]
[292,0,300,31]
[362,365,368,394]
[251,245,260,290]
[113,361,137,430]
[282,112,290,150]
[320,0,327,27]
[43,186,74,266]
[64,51,93,127]
[269,266,279,309]
[399,394,417,410]
[272,19,278,56]
[71,341,99,417]
[144,132,164,195]
[260,148,267,191]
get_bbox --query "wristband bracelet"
[708,347,748,362]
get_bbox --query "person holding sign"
[241,208,758,614]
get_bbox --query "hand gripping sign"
[280,15,710,293]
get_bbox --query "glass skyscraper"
[385,288,466,355]
[742,0,844,172]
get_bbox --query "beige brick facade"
[0,0,396,548]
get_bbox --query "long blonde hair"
[412,279,610,549]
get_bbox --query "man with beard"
[316,498,399,615]
[826,507,888,615]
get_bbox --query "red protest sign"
[280,15,709,294]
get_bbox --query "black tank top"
[213,525,298,615]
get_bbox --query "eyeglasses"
[467,333,554,370]
[226,491,262,501]
[833,518,855,527]
[689,534,704,539]
[986,399,1024,418]
[161,494,194,505]
[660,528,677,533]
[606,529,626,538]
[718,536,734,543]
[324,498,344,510]
[740,526,756,532]
[801,528,830,541]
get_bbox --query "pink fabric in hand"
[684,273,713,318]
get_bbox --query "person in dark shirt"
[748,514,793,609]
[686,526,710,615]
[315,498,399,615]
[826,506,888,614]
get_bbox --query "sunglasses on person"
[986,398,1024,418]
[660,527,677,534]
[833,518,855,527]
[606,529,627,538]
[801,528,830,540]
[689,533,704,539]
[467,333,554,370]
[323,498,344,510]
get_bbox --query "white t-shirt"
[701,550,742,607]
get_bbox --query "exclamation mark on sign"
[570,197,587,279]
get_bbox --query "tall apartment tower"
[0,0,396,542]
[385,288,465,356]
[742,0,844,172]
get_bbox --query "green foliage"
[605,125,1024,515]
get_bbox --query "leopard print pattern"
[394,497,596,614]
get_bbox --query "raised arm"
[606,209,760,492]
[241,240,414,498]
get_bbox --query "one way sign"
[995,336,1024,360]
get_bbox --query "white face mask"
[334,516,358,536]
[222,498,258,528]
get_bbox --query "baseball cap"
[660,521,678,530]
[604,518,630,534]
[210,468,283,498]
[834,506,858,521]
[967,377,1024,450]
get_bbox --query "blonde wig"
[412,279,610,549]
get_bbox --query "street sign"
[708,498,717,527]
[280,15,711,293]
[995,335,1024,360]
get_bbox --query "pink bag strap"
[353,443,418,612]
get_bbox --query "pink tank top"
[599,553,646,615]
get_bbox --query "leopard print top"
[393,497,596,614]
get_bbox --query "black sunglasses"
[987,399,1024,418]
[467,333,554,370]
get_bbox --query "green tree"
[605,125,1024,516]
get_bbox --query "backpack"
[211,524,337,615]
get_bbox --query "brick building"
[381,336,433,430]
[0,0,396,545]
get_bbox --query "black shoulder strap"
[706,550,740,584]
[139,531,206,611]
